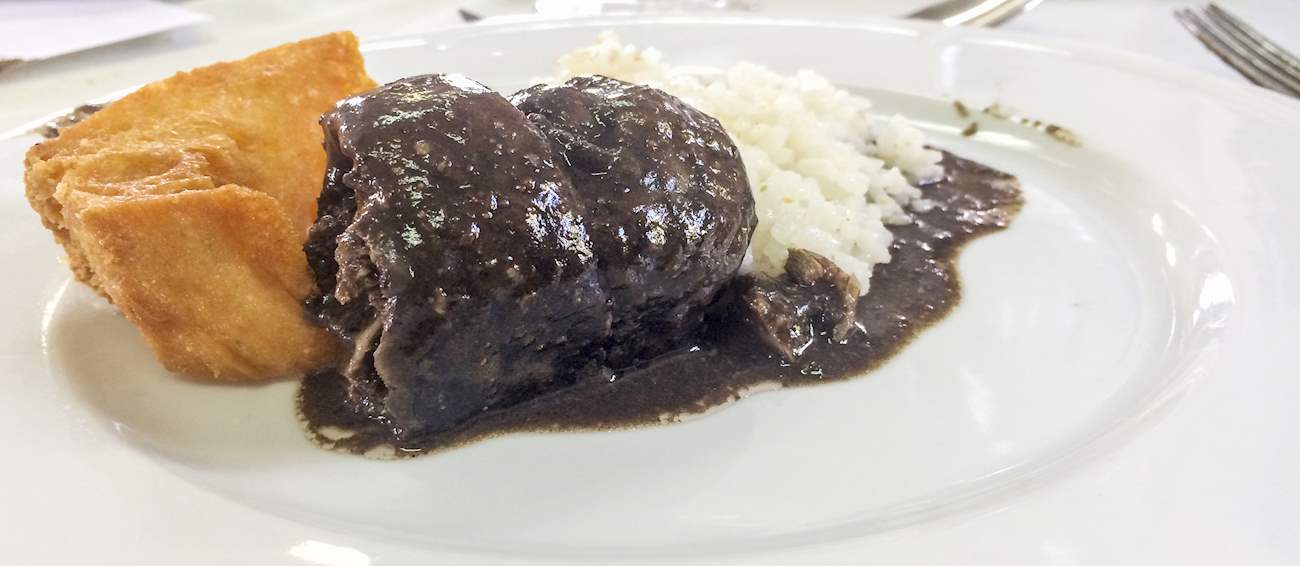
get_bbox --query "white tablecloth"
[1,0,1297,130]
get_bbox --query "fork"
[1175,3,1300,98]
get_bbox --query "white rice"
[549,33,943,295]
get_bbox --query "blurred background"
[2,0,1297,131]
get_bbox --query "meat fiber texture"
[24,32,376,379]
[306,74,755,437]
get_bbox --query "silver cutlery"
[906,0,1043,27]
[1175,3,1300,98]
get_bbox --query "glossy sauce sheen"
[299,151,1023,456]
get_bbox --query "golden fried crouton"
[24,32,377,379]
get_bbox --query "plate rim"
[7,14,1300,140]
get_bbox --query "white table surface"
[1,0,1297,132]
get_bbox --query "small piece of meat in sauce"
[738,249,860,361]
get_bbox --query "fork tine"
[1205,3,1300,78]
[1173,9,1282,91]
[1203,3,1300,98]
[1187,7,1300,96]
[1175,8,1300,97]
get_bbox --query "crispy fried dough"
[24,32,377,379]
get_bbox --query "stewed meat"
[512,75,755,364]
[304,74,754,439]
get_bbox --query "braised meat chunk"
[512,76,756,364]
[306,74,755,440]
[305,74,611,437]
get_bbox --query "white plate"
[3,16,1298,565]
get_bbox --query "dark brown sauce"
[299,151,1023,457]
